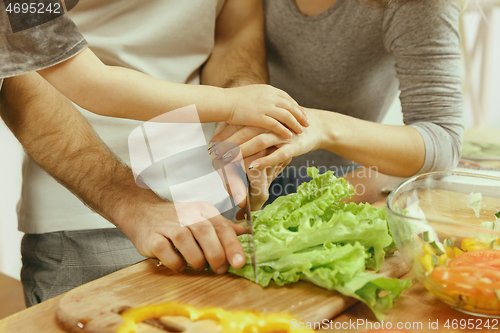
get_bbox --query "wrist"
[307,109,334,151]
[110,187,167,237]
[317,110,348,152]
[221,87,236,124]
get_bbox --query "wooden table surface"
[3,259,497,333]
[0,273,25,319]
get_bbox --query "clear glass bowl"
[386,172,500,317]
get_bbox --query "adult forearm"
[319,111,425,177]
[201,0,268,87]
[201,35,268,88]
[0,73,164,224]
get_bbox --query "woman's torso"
[264,0,399,172]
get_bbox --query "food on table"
[229,167,411,321]
[417,216,500,315]
[115,301,315,333]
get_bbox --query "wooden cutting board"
[55,254,408,333]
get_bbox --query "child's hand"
[224,84,309,139]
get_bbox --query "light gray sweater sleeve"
[383,0,464,173]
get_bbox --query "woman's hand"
[211,109,326,170]
[223,84,309,139]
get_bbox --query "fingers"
[151,234,187,272]
[259,116,294,139]
[210,124,244,144]
[213,121,229,137]
[169,226,207,271]
[210,215,246,269]
[268,106,303,135]
[249,145,296,170]
[275,97,309,128]
[232,223,248,235]
[219,126,267,146]
[239,133,286,159]
[214,162,247,209]
[188,220,228,274]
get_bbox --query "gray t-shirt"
[0,1,87,89]
[264,0,464,175]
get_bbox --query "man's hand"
[122,201,247,274]
[0,73,247,274]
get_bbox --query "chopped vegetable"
[443,239,454,248]
[230,167,410,321]
[444,246,455,259]
[419,254,434,273]
[429,241,445,255]
[428,249,500,314]
[439,254,449,266]
[461,237,488,252]
[423,231,433,243]
[454,247,464,257]
[115,302,314,333]
[423,243,436,256]
[448,249,500,268]
[466,192,482,217]
[496,211,500,219]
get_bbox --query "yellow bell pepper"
[116,302,315,333]
[419,254,434,273]
[438,253,448,266]
[461,238,488,252]
[454,247,464,257]
[423,243,436,256]
[444,246,455,259]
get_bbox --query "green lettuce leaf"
[249,168,392,271]
[231,167,409,320]
[229,242,409,321]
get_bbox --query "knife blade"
[245,177,258,284]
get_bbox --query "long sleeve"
[383,0,464,173]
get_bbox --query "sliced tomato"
[431,266,500,311]
[432,266,500,288]
[448,249,500,268]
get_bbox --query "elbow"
[412,120,464,174]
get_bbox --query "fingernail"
[216,265,228,275]
[305,119,310,126]
[196,264,207,271]
[249,163,260,170]
[222,151,233,160]
[232,254,245,267]
[175,263,187,273]
[208,142,216,151]
[301,107,307,115]
[234,194,245,204]
[209,149,218,160]
[287,130,293,138]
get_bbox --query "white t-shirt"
[18,0,225,233]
